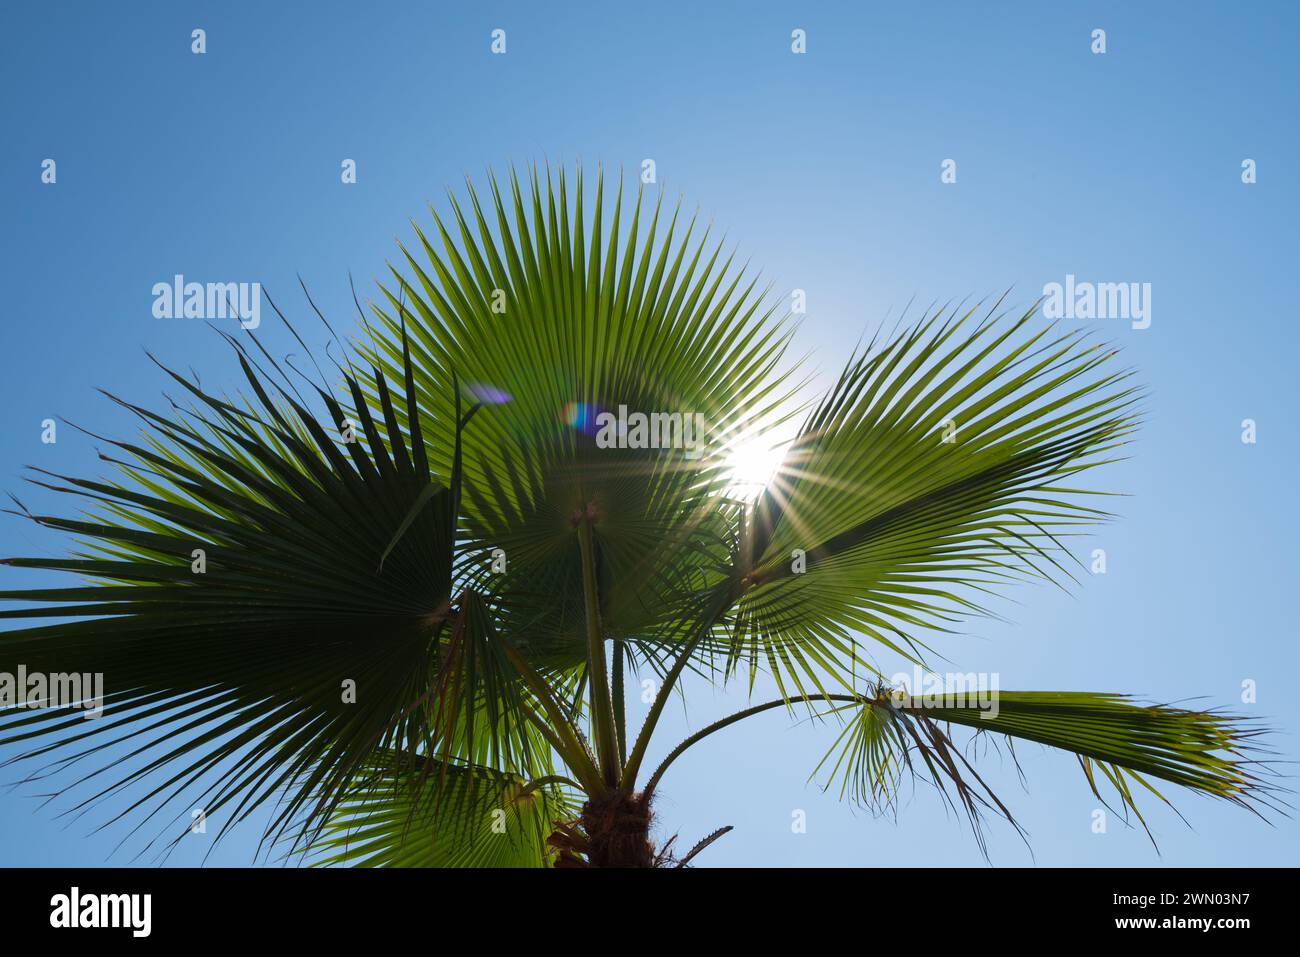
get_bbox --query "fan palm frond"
[0,327,552,855]
[301,749,576,868]
[723,300,1141,698]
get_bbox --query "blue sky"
[1,1,1296,866]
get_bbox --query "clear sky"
[1,1,1296,866]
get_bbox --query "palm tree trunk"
[579,790,654,868]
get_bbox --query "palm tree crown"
[0,164,1279,866]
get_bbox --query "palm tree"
[0,164,1279,867]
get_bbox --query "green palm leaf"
[722,302,1141,699]
[361,165,798,672]
[301,751,575,868]
[816,689,1280,851]
[0,328,548,855]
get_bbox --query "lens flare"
[466,383,512,405]
[561,401,601,434]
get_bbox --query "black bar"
[0,866,1289,942]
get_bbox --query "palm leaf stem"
[620,582,739,788]
[577,517,620,786]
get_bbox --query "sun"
[721,432,789,501]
